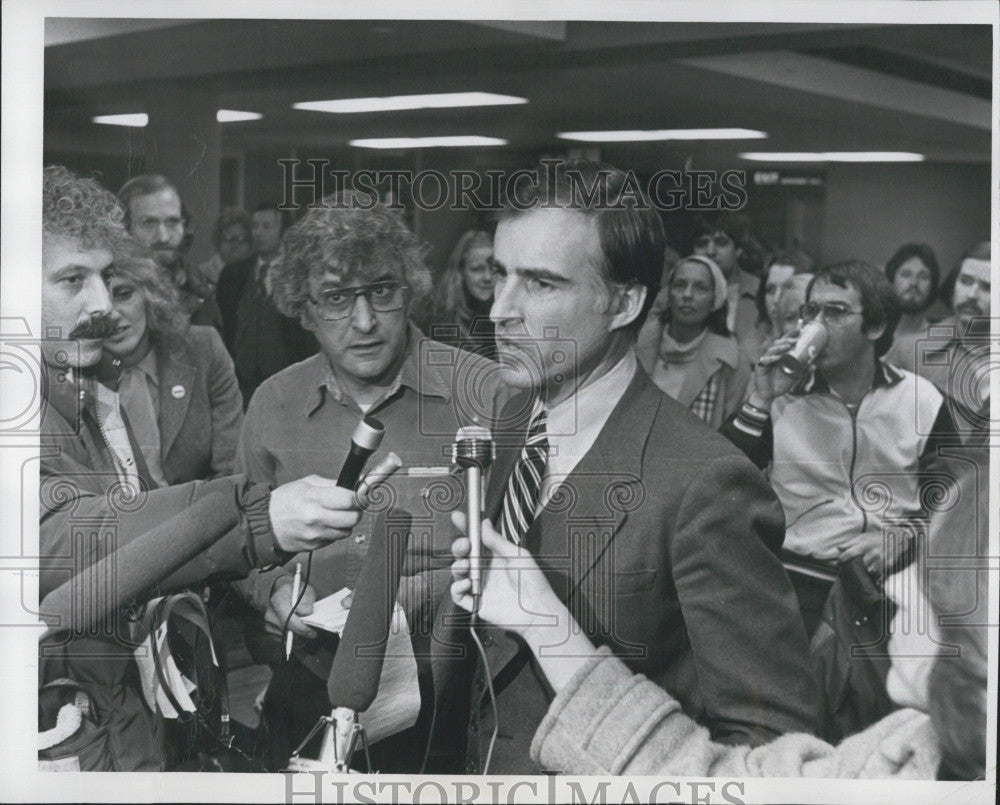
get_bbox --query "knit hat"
[667,255,728,311]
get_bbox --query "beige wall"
[819,163,991,276]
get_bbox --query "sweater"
[531,647,939,778]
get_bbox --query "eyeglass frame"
[307,280,410,321]
[799,301,864,324]
[133,216,184,234]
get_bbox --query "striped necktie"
[500,410,548,546]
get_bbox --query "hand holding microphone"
[269,476,364,553]
[448,511,562,636]
[268,416,395,554]
[452,426,494,613]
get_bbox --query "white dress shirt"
[534,350,637,512]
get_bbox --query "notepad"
[301,588,421,744]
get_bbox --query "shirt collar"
[543,350,637,436]
[304,323,452,416]
[124,348,159,387]
[803,358,903,395]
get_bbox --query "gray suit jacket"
[157,324,243,484]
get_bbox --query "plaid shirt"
[689,369,722,423]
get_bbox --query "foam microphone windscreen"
[327,509,412,712]
[40,491,239,636]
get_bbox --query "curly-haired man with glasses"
[234,199,509,771]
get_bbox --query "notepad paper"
[301,588,421,744]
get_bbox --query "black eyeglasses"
[799,302,863,324]
[308,280,408,320]
[694,233,733,250]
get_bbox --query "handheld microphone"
[40,491,239,638]
[285,415,386,664]
[319,509,412,769]
[337,416,385,489]
[452,426,495,613]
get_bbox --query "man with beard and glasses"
[38,166,372,771]
[917,241,992,442]
[118,173,222,330]
[882,243,942,374]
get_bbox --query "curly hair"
[43,165,129,252]
[110,241,189,345]
[270,198,432,322]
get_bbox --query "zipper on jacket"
[847,406,867,533]
[86,383,132,482]
[835,391,871,535]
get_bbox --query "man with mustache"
[118,173,222,330]
[39,166,370,771]
[882,243,942,374]
[917,241,992,442]
[424,160,818,774]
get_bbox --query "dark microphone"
[337,416,385,489]
[316,510,412,769]
[452,426,495,613]
[39,491,239,637]
[326,510,412,712]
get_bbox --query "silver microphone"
[452,425,495,613]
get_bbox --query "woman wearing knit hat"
[636,254,751,428]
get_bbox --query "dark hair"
[499,159,666,338]
[755,249,815,326]
[270,198,431,322]
[806,260,900,357]
[937,240,991,308]
[252,201,291,232]
[689,211,750,251]
[212,207,253,249]
[884,242,940,293]
[43,165,129,252]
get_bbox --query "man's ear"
[299,307,318,333]
[864,321,886,343]
[608,284,647,332]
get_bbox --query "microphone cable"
[469,610,501,775]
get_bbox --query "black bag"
[146,593,263,772]
[809,557,899,743]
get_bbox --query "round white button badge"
[171,385,186,399]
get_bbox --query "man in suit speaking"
[426,160,819,774]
